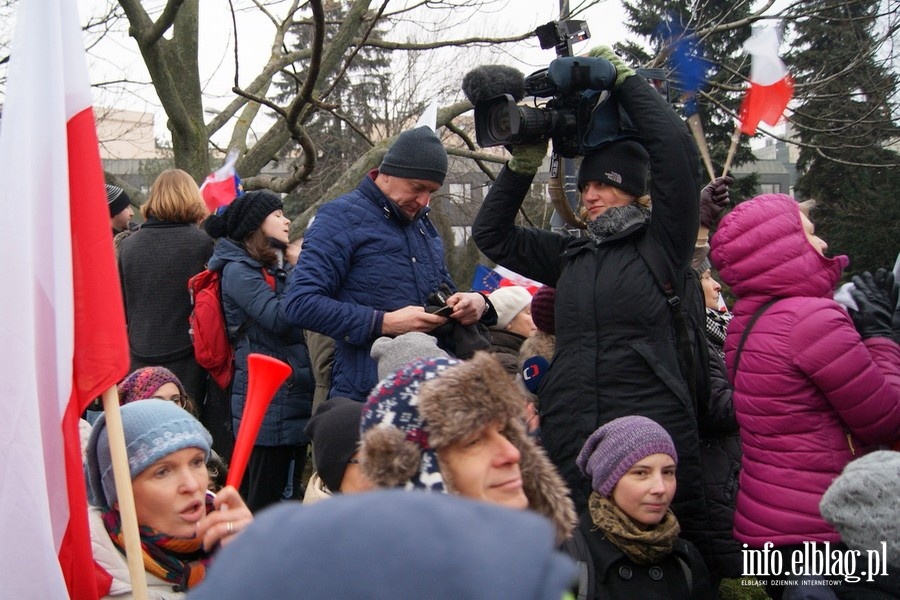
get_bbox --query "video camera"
[462,20,669,158]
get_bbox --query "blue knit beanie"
[576,416,677,497]
[380,127,448,185]
[85,399,212,508]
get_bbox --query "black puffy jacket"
[473,75,710,545]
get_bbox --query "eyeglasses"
[165,394,191,408]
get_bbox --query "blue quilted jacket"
[284,172,456,401]
[208,238,314,446]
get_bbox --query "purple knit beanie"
[117,366,185,405]
[576,416,677,497]
[530,286,556,335]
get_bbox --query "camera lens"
[488,105,512,140]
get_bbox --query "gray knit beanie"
[576,415,677,497]
[820,450,900,566]
[380,127,448,185]
[371,332,450,381]
[85,399,212,508]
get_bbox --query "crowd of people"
[86,46,900,600]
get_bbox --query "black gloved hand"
[849,269,896,340]
[699,175,735,228]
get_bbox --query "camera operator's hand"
[848,269,896,341]
[700,175,735,228]
[381,305,448,336]
[508,140,548,176]
[588,46,635,90]
[445,291,488,325]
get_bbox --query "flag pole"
[101,386,149,600]
[686,113,715,181]
[722,122,742,178]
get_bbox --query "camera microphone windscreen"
[461,65,526,105]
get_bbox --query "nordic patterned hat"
[360,352,578,543]
[360,356,460,493]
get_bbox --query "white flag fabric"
[0,0,130,597]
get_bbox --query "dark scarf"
[101,494,214,592]
[705,307,732,356]
[586,203,651,244]
[587,492,681,565]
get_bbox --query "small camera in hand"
[427,289,454,317]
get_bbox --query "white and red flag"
[0,0,130,598]
[738,26,794,135]
[200,149,242,213]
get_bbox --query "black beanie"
[304,397,363,493]
[380,127,448,185]
[106,184,132,218]
[577,139,649,198]
[208,190,282,241]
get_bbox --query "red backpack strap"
[261,267,276,290]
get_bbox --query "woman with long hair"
[205,191,314,513]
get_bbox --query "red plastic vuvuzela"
[225,353,292,490]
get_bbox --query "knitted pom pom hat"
[360,352,577,543]
[576,415,677,497]
[205,190,283,241]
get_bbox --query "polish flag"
[0,0,130,598]
[738,26,794,135]
[200,150,242,213]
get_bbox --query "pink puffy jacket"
[711,194,900,547]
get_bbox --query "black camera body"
[427,289,454,317]
[469,20,668,158]
[474,57,632,158]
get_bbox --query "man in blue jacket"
[284,126,494,401]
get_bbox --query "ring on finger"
[226,521,234,535]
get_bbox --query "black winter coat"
[698,333,743,578]
[486,327,528,376]
[577,511,715,600]
[473,76,708,541]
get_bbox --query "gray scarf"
[586,203,651,244]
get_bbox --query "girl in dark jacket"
[472,46,710,550]
[576,415,715,599]
[206,191,314,513]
